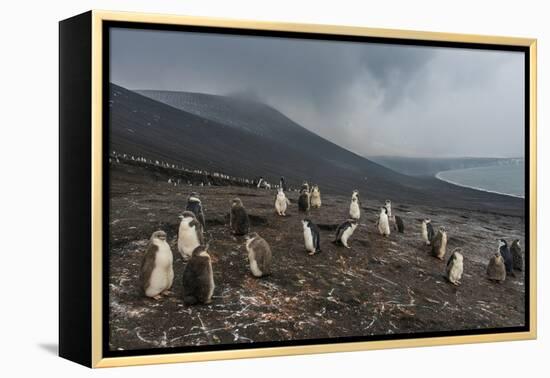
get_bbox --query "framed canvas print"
[59,10,537,368]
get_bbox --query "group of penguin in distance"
[139,181,524,306]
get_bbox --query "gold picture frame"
[59,10,537,368]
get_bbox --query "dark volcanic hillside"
[110,83,524,215]
[112,84,405,195]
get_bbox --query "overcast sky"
[110,28,525,158]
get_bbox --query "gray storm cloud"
[110,28,524,158]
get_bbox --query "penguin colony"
[140,179,524,304]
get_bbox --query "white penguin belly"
[421,225,428,241]
[207,261,215,299]
[246,244,263,277]
[378,215,390,235]
[146,245,173,296]
[350,203,360,219]
[275,198,287,213]
[178,227,200,258]
[449,263,463,282]
[249,257,263,277]
[341,228,354,246]
[440,234,448,253]
[311,194,321,206]
[304,229,314,252]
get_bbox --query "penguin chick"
[333,219,358,249]
[487,253,506,282]
[431,226,447,260]
[182,245,215,305]
[230,198,250,235]
[298,189,310,212]
[349,196,361,220]
[511,239,523,271]
[274,188,290,216]
[177,211,204,261]
[245,232,272,277]
[422,218,434,245]
[140,231,174,300]
[446,248,464,286]
[310,185,322,208]
[384,200,392,218]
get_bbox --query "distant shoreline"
[435,169,525,199]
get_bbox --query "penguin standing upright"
[279,176,287,192]
[333,219,358,248]
[511,239,523,271]
[487,253,506,282]
[310,185,322,208]
[230,198,250,235]
[302,219,321,255]
[349,196,361,220]
[140,231,174,300]
[298,189,310,212]
[274,187,290,216]
[498,239,514,276]
[182,245,215,305]
[377,206,390,237]
[185,192,206,229]
[245,232,272,277]
[394,215,405,233]
[177,211,205,260]
[384,200,392,218]
[431,226,448,260]
[421,219,435,245]
[446,248,464,286]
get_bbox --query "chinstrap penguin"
[333,219,358,249]
[302,219,321,255]
[185,192,206,230]
[394,215,405,233]
[377,206,391,237]
[498,239,515,276]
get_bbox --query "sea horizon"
[436,163,525,199]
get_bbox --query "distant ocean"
[436,162,525,198]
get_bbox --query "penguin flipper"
[334,224,345,242]
[446,254,454,268]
